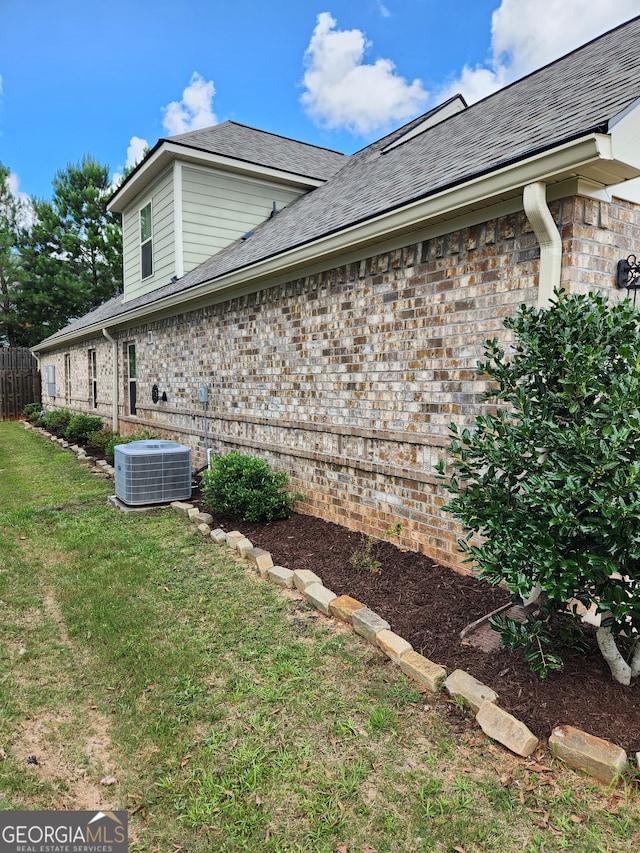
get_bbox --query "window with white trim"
[127,343,137,416]
[140,202,153,280]
[64,354,71,404]
[89,349,98,409]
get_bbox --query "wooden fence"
[0,348,41,420]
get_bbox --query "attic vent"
[114,440,192,505]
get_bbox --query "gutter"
[523,181,563,308]
[102,327,119,431]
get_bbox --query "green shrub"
[22,402,45,426]
[202,451,302,522]
[65,414,104,445]
[44,408,72,435]
[86,429,118,454]
[349,535,382,574]
[22,402,42,419]
[104,429,160,464]
[438,289,640,684]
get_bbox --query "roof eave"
[108,141,329,213]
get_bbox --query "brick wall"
[40,194,639,569]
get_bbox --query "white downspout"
[102,327,119,432]
[523,181,562,308]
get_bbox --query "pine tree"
[17,156,122,345]
[0,163,24,346]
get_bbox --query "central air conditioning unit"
[114,440,192,506]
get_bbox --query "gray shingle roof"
[38,15,640,347]
[156,15,640,289]
[165,120,347,182]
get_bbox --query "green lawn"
[0,421,638,852]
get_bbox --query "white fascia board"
[109,142,326,212]
[609,98,640,170]
[43,132,632,350]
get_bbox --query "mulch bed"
[200,508,640,755]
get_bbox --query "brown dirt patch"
[11,710,117,811]
[205,510,640,755]
[7,571,122,812]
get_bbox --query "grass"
[0,421,639,851]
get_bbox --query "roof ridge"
[171,120,347,157]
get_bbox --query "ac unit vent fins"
[114,440,192,505]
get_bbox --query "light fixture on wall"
[616,255,640,293]
[152,384,168,404]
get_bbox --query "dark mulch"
[202,508,640,755]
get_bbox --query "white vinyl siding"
[181,165,304,272]
[122,169,175,302]
[121,162,309,302]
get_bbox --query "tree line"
[0,157,123,348]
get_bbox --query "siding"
[122,169,175,302]
[181,165,305,272]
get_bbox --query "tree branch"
[596,617,632,685]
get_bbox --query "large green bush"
[438,289,640,684]
[65,414,103,445]
[202,451,302,522]
[44,408,72,435]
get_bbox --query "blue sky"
[1,0,639,202]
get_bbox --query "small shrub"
[44,408,72,436]
[202,451,302,522]
[65,414,104,445]
[22,402,45,426]
[86,429,118,454]
[22,402,41,419]
[350,535,382,574]
[104,429,161,464]
[349,523,402,574]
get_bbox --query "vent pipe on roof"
[102,327,119,432]
[523,181,562,308]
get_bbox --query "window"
[89,350,98,409]
[45,365,56,398]
[64,354,71,404]
[127,343,137,416]
[140,202,153,279]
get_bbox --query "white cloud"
[300,12,428,135]
[111,135,149,189]
[162,72,217,136]
[438,0,640,104]
[111,69,216,191]
[6,172,35,228]
[125,135,148,169]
